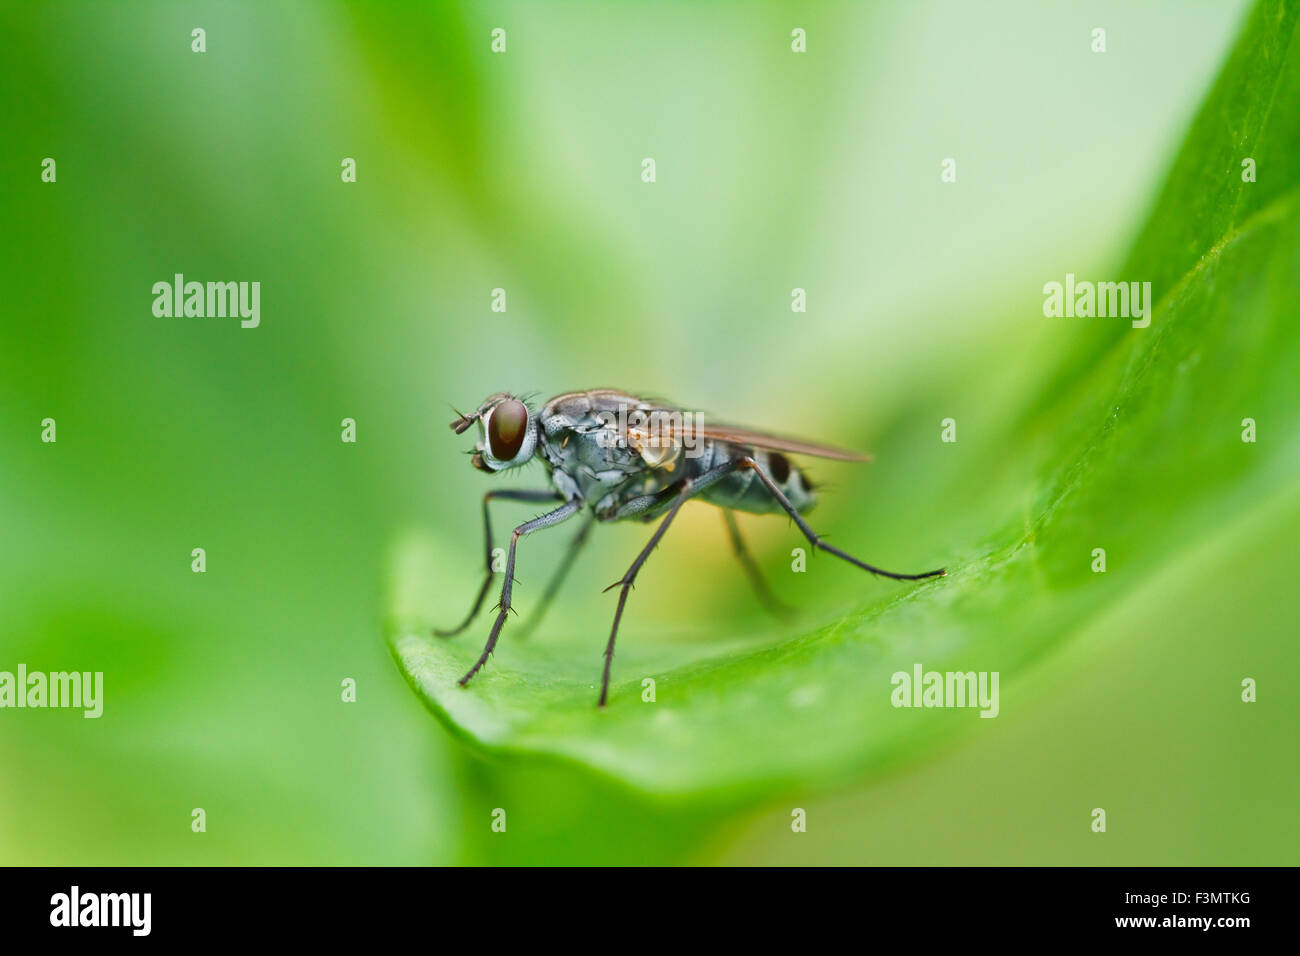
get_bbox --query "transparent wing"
[688,424,871,462]
[618,396,872,463]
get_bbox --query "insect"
[438,388,945,706]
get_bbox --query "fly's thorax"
[540,423,648,504]
[539,393,654,471]
[541,391,718,483]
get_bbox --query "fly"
[437,388,945,706]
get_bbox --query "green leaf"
[390,0,1300,802]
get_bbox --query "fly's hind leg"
[739,457,945,581]
[722,509,797,620]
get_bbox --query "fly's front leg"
[516,511,596,639]
[459,497,583,686]
[434,489,563,638]
[739,457,945,581]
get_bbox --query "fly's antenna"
[449,404,480,434]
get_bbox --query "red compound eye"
[486,400,528,460]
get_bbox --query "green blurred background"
[2,0,1291,865]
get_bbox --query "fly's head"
[450,393,539,473]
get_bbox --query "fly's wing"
[617,397,872,463]
[689,424,871,462]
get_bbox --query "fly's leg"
[722,509,797,620]
[459,497,582,686]
[515,511,596,639]
[597,480,685,522]
[739,457,945,580]
[597,459,742,706]
[599,485,692,707]
[435,489,563,638]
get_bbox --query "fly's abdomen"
[702,449,817,515]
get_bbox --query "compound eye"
[486,399,528,461]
